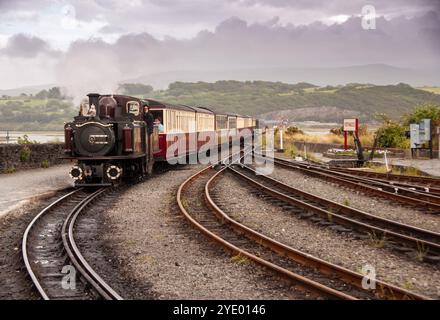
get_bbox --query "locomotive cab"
[63,93,156,186]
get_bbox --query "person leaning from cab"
[142,104,164,134]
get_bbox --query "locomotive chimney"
[87,93,100,117]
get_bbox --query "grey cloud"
[231,0,440,12]
[1,34,57,58]
[55,11,440,98]
[98,25,126,34]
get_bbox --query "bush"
[377,122,409,148]
[4,166,16,174]
[19,147,31,162]
[41,160,50,168]
[285,126,303,135]
[330,126,343,135]
[403,103,440,126]
[17,134,37,145]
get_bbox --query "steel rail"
[178,165,357,300]
[332,170,440,195]
[267,156,440,213]
[291,159,440,196]
[206,167,429,300]
[177,154,429,299]
[230,164,440,262]
[331,166,440,187]
[22,188,122,300]
[62,188,123,300]
[22,189,82,300]
[276,158,440,205]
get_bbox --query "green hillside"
[0,95,76,131]
[150,81,440,121]
[1,82,439,131]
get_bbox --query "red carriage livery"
[63,93,258,186]
[146,99,256,161]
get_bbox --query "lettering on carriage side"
[61,265,76,290]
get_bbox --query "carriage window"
[216,115,228,130]
[228,117,237,129]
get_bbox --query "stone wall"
[0,143,66,173]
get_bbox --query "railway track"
[331,166,440,190]
[22,188,123,300]
[300,161,440,199]
[176,153,429,300]
[229,163,440,264]
[263,155,440,213]
[307,161,440,196]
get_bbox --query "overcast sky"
[0,0,439,93]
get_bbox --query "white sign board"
[344,118,357,132]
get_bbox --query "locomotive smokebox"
[87,93,100,113]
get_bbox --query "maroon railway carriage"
[146,99,256,161]
[64,93,257,186]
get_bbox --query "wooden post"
[344,131,348,150]
[279,129,284,151]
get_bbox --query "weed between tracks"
[367,231,387,248]
[326,210,333,223]
[402,279,414,290]
[180,198,189,211]
[231,253,249,265]
[416,241,429,262]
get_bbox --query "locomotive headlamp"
[106,165,122,180]
[69,166,83,181]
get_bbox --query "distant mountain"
[0,84,54,97]
[131,64,440,89]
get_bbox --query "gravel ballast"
[269,165,440,234]
[100,164,304,299]
[212,171,440,298]
[0,191,69,299]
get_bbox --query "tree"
[47,87,62,99]
[35,89,49,99]
[402,103,440,126]
[118,83,153,96]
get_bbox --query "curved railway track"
[22,188,122,300]
[297,160,440,200]
[176,153,429,300]
[332,169,440,196]
[263,155,440,213]
[331,166,440,189]
[229,163,440,264]
[308,162,440,198]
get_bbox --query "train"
[63,93,258,186]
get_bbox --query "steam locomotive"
[63,93,257,186]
